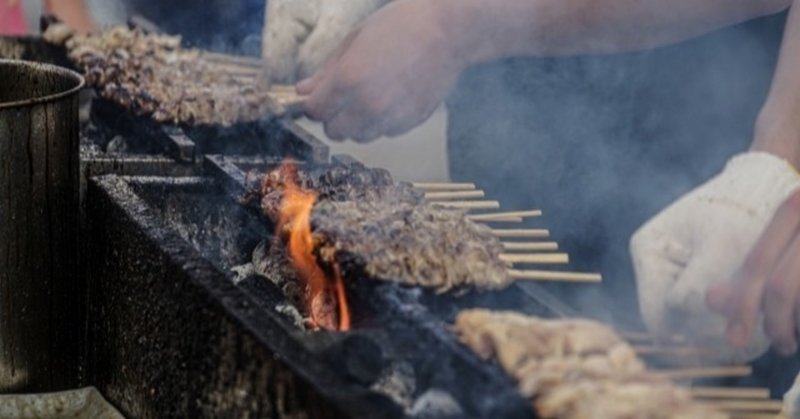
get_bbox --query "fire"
[276,161,351,331]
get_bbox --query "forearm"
[754,2,800,168]
[434,0,789,65]
[44,0,95,33]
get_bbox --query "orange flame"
[276,161,351,331]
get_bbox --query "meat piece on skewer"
[310,200,511,293]
[254,162,422,219]
[249,162,511,292]
[44,25,283,126]
[453,310,727,419]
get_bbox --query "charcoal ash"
[410,389,463,419]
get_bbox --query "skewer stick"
[691,387,771,400]
[433,201,501,210]
[502,242,559,252]
[620,331,688,344]
[491,229,550,238]
[500,253,569,265]
[413,182,476,191]
[710,400,783,413]
[468,210,543,222]
[633,345,716,357]
[479,217,525,223]
[424,190,486,200]
[652,366,753,380]
[272,91,308,114]
[730,414,786,419]
[508,269,602,283]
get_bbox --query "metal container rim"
[0,59,84,109]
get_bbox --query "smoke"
[447,12,786,325]
[446,9,796,392]
[117,0,267,54]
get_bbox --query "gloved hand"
[785,372,800,418]
[630,152,800,364]
[261,0,391,85]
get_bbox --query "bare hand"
[298,0,463,142]
[707,188,800,355]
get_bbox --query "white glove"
[262,0,391,84]
[785,372,800,418]
[630,152,800,364]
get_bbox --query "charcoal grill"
[0,34,597,419]
[84,166,584,418]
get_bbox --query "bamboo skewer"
[502,242,559,251]
[433,201,501,210]
[619,331,688,345]
[468,210,543,222]
[652,366,753,380]
[730,414,786,419]
[691,387,771,400]
[413,182,477,191]
[710,400,783,413]
[480,217,525,223]
[424,190,486,200]
[508,269,602,283]
[633,345,716,357]
[500,253,569,265]
[491,229,550,238]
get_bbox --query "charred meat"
[253,162,423,220]
[453,310,727,419]
[310,200,510,293]
[47,25,280,126]
[251,163,512,292]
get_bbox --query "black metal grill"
[2,35,582,419]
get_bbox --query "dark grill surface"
[2,35,578,419]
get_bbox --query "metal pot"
[0,59,84,393]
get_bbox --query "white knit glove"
[262,0,391,84]
[630,152,800,364]
[785,372,800,418]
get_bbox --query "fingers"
[706,282,733,314]
[723,188,800,348]
[761,190,800,353]
[764,233,800,354]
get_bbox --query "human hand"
[261,0,390,85]
[298,0,463,142]
[706,185,800,355]
[631,152,800,363]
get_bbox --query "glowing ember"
[276,161,351,331]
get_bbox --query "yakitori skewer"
[468,210,543,222]
[502,242,559,251]
[491,229,550,238]
[500,253,569,265]
[424,190,486,200]
[412,182,477,191]
[507,269,602,283]
[691,387,771,400]
[652,366,753,380]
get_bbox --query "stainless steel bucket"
[0,59,84,392]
